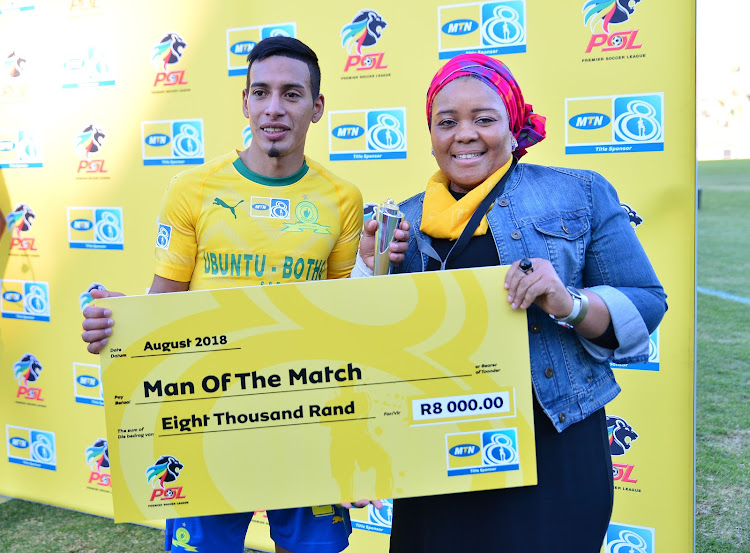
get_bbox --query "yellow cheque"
[99,266,537,523]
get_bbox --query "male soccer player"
[82,36,404,553]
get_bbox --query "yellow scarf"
[421,158,512,240]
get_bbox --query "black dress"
[389,211,614,553]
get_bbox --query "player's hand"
[341,499,383,510]
[359,219,411,270]
[81,288,125,354]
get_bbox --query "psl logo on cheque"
[605,522,654,553]
[1,50,28,99]
[583,0,645,54]
[6,425,57,471]
[146,455,186,502]
[86,438,111,487]
[445,428,519,476]
[67,206,124,250]
[13,353,44,402]
[0,128,43,168]
[142,119,204,166]
[437,1,526,59]
[226,22,296,76]
[6,203,37,252]
[611,326,659,371]
[329,107,406,160]
[565,92,664,154]
[0,279,50,321]
[62,45,115,88]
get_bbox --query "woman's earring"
[431,148,435,156]
[511,136,518,151]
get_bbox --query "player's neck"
[240,145,306,179]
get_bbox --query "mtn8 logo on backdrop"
[329,107,407,161]
[438,1,527,59]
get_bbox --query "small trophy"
[373,198,404,276]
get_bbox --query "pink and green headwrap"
[426,53,546,158]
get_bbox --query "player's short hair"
[246,37,321,99]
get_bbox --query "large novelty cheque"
[98,266,537,523]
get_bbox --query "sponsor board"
[329,108,406,160]
[226,22,296,76]
[565,93,664,154]
[438,1,526,59]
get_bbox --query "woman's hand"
[504,258,573,318]
[359,219,411,270]
[341,499,384,510]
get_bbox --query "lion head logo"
[13,353,42,386]
[341,10,387,55]
[607,415,639,456]
[151,32,187,71]
[583,0,643,33]
[146,455,184,489]
[75,124,106,160]
[85,438,110,471]
[620,202,643,228]
[6,203,35,238]
[4,51,26,78]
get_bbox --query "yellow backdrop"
[0,1,695,552]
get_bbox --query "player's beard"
[267,145,280,158]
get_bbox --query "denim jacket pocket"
[531,212,589,282]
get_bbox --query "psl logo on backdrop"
[620,202,643,228]
[6,203,37,252]
[75,124,109,174]
[340,10,388,72]
[85,438,111,488]
[351,499,394,535]
[329,107,406,160]
[611,326,660,371]
[79,282,106,312]
[6,425,56,471]
[142,119,204,166]
[607,415,639,484]
[565,92,664,154]
[13,353,44,401]
[67,206,124,250]
[0,128,43,168]
[437,1,526,60]
[151,32,188,87]
[226,22,296,76]
[1,50,28,99]
[62,46,115,88]
[445,428,519,476]
[605,522,654,553]
[0,279,50,321]
[73,362,104,406]
[583,0,645,54]
[146,455,186,502]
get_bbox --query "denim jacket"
[397,163,667,432]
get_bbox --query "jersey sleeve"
[153,173,200,283]
[326,182,364,280]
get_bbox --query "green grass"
[1,161,749,552]
[695,160,750,553]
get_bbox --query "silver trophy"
[373,198,404,276]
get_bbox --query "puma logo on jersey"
[213,198,244,219]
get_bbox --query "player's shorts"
[165,505,352,553]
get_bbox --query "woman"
[357,53,666,552]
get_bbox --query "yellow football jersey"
[154,150,363,290]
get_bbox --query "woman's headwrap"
[426,53,546,158]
